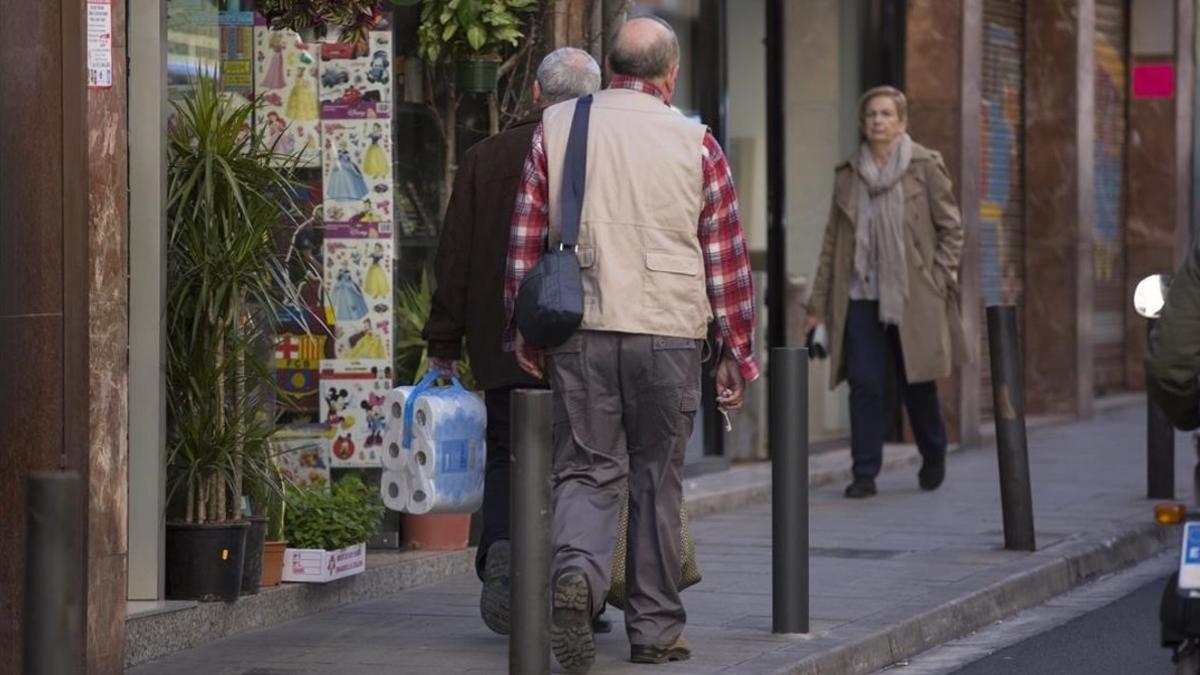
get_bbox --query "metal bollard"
[986,306,1036,551]
[770,347,809,634]
[1147,319,1175,500]
[24,472,84,675]
[509,389,553,675]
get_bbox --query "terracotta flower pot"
[402,513,470,550]
[260,540,288,588]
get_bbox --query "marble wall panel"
[1023,0,1095,415]
[86,0,130,667]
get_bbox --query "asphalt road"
[951,575,1172,675]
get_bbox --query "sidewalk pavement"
[129,402,1191,675]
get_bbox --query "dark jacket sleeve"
[422,148,476,360]
[1147,243,1200,430]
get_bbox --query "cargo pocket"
[652,335,702,392]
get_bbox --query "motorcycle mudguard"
[1162,572,1200,646]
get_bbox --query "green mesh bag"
[606,489,701,610]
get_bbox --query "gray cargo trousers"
[544,330,701,646]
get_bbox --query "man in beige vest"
[504,16,759,672]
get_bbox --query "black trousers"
[475,385,548,579]
[844,300,947,480]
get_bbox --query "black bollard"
[24,472,84,675]
[770,347,809,634]
[986,305,1036,551]
[509,389,553,675]
[1147,319,1175,500]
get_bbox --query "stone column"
[1024,0,1096,416]
[905,0,984,445]
[1124,0,1195,389]
[86,0,130,669]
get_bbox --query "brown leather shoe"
[630,635,692,664]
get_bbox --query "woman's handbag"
[514,95,593,349]
[606,487,702,609]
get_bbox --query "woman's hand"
[804,315,823,335]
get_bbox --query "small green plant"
[390,0,538,63]
[257,0,380,45]
[265,464,288,542]
[284,475,385,550]
[393,271,476,387]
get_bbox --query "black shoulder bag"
[514,95,593,349]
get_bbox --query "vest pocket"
[645,251,700,276]
[643,251,703,318]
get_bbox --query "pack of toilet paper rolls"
[380,375,486,514]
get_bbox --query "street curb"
[772,522,1173,675]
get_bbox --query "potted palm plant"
[164,74,305,602]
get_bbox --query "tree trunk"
[186,478,195,524]
[231,302,246,521]
[488,92,500,137]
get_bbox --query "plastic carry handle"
[401,370,464,450]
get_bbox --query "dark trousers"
[475,385,546,579]
[844,300,947,479]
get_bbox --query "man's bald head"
[608,16,679,81]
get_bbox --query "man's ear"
[532,80,542,107]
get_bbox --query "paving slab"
[130,403,1189,674]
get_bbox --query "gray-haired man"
[422,47,602,636]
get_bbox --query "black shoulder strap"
[558,95,593,249]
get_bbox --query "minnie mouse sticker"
[322,239,393,359]
[321,120,393,238]
[318,360,393,467]
[254,21,321,167]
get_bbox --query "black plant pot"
[241,516,268,595]
[457,57,500,94]
[165,521,249,602]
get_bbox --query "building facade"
[0,0,1195,670]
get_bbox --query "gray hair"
[609,16,679,80]
[537,47,602,105]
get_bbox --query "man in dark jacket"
[1148,241,1200,430]
[422,47,601,636]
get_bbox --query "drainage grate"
[810,547,908,560]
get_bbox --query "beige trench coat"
[807,142,972,389]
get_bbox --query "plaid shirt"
[504,76,759,381]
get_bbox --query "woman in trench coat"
[805,86,971,499]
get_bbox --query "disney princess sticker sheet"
[318,31,392,120]
[254,22,321,167]
[318,360,393,468]
[321,120,393,238]
[322,239,393,360]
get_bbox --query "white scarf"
[853,133,913,325]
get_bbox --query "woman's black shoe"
[844,479,877,498]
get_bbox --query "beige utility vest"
[542,88,712,339]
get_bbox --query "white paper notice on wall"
[87,0,113,89]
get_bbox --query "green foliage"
[284,475,385,550]
[392,271,477,387]
[166,73,306,524]
[265,463,288,541]
[257,0,380,44]
[391,0,538,64]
